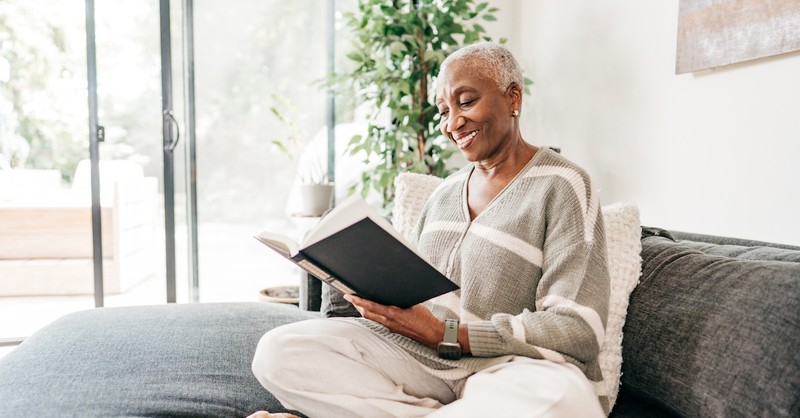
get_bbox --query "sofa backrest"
[620,228,800,417]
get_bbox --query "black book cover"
[295,217,458,308]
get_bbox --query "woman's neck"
[473,139,537,179]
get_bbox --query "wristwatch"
[437,319,462,360]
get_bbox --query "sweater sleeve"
[466,184,611,370]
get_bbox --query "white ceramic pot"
[299,183,334,216]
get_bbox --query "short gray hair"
[437,42,523,92]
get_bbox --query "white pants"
[251,319,604,418]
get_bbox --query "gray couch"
[0,227,797,417]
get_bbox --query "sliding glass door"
[0,0,172,344]
[0,0,356,349]
[182,0,356,303]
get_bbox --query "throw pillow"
[393,172,445,240]
[596,202,642,410]
[392,173,642,409]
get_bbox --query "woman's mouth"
[453,130,478,150]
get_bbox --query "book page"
[303,196,413,250]
[254,231,300,257]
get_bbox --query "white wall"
[486,0,800,245]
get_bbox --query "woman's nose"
[444,114,465,133]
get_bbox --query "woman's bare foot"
[246,411,299,418]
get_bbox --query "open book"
[255,196,458,308]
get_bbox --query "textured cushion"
[596,202,642,409]
[391,173,643,409]
[0,303,319,417]
[392,172,445,240]
[621,234,800,417]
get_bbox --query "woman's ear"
[507,83,523,113]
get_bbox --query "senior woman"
[250,42,610,418]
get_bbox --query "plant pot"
[300,183,334,216]
[259,285,300,306]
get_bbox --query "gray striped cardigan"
[358,147,611,412]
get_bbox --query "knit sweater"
[358,147,611,412]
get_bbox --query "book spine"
[295,258,356,296]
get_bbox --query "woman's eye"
[460,100,475,108]
[439,110,449,118]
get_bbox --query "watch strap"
[443,319,459,344]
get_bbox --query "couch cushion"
[0,303,319,417]
[621,234,800,417]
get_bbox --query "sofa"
[0,173,797,417]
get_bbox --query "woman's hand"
[344,294,442,348]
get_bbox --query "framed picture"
[676,0,800,74]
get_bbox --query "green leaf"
[346,51,362,62]
[483,14,497,22]
[270,140,287,154]
[464,31,478,44]
[269,107,285,123]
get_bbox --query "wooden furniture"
[0,161,158,296]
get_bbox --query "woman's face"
[436,60,519,163]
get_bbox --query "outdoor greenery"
[0,1,355,223]
[331,0,501,211]
[0,2,164,184]
[0,2,88,180]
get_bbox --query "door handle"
[163,109,180,151]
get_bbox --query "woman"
[251,42,610,418]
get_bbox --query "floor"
[0,220,310,360]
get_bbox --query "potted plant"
[268,95,334,216]
[330,0,503,212]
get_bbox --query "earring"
[512,109,519,117]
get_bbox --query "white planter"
[299,183,334,216]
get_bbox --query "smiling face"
[436,59,522,163]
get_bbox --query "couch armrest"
[299,271,321,312]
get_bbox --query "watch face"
[437,342,462,360]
